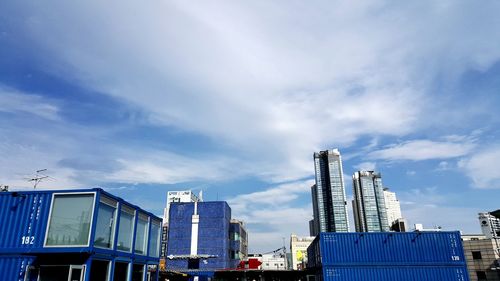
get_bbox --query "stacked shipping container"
[307,232,469,281]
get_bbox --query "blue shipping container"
[308,232,470,281]
[0,256,36,281]
[322,266,469,281]
[309,232,467,267]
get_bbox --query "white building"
[383,188,403,226]
[162,190,202,225]
[260,254,288,270]
[290,234,315,270]
[479,211,500,239]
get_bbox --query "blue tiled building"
[166,201,244,276]
[0,188,162,281]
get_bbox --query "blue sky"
[1,1,500,252]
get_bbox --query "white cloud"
[0,87,60,121]
[354,162,377,171]
[227,180,314,252]
[459,147,500,189]
[368,138,476,161]
[10,0,500,181]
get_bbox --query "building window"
[117,205,135,252]
[113,262,129,281]
[45,193,95,246]
[476,271,487,280]
[472,251,482,260]
[149,220,161,257]
[131,264,145,281]
[94,196,117,249]
[135,213,149,255]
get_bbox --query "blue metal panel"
[322,266,469,281]
[0,192,52,252]
[0,189,161,264]
[0,255,36,281]
[310,232,466,267]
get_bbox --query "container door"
[68,265,85,281]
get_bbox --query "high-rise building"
[310,149,349,234]
[352,171,390,232]
[383,187,403,226]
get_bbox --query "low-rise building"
[462,234,500,281]
[290,234,315,270]
[0,188,162,281]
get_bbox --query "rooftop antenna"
[28,169,50,189]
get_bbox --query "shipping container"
[0,255,36,281]
[308,232,466,267]
[307,232,470,281]
[321,265,469,281]
[0,188,162,281]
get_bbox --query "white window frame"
[149,220,161,257]
[94,196,118,250]
[117,205,136,253]
[43,192,97,248]
[68,265,86,281]
[134,213,150,255]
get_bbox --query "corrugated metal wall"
[0,192,52,252]
[0,256,36,281]
[309,232,466,267]
[323,266,469,281]
[308,232,470,281]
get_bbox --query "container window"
[149,220,161,257]
[472,251,482,260]
[117,205,135,252]
[135,213,149,255]
[94,197,117,249]
[113,262,129,281]
[132,264,145,281]
[39,266,70,281]
[89,260,110,281]
[45,194,95,246]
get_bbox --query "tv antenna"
[27,169,51,189]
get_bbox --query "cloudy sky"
[1,1,500,252]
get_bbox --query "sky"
[1,1,500,253]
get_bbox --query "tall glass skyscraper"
[310,149,349,235]
[352,171,390,232]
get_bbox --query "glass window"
[472,251,482,260]
[89,260,110,281]
[135,213,149,255]
[94,197,117,248]
[149,221,161,257]
[113,262,129,281]
[117,205,135,252]
[46,194,94,246]
[132,264,145,281]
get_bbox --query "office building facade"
[383,187,403,226]
[479,211,500,239]
[290,234,315,270]
[166,201,243,274]
[310,149,349,235]
[352,171,390,232]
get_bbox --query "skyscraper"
[352,171,390,232]
[383,187,403,227]
[310,149,349,235]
